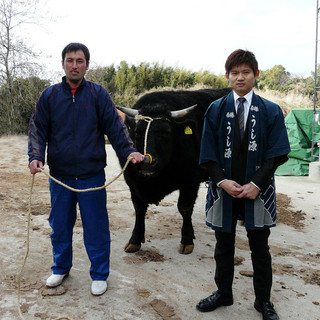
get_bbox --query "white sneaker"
[46,273,68,287]
[91,280,107,296]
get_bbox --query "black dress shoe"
[196,290,233,312]
[254,299,280,320]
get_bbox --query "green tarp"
[276,108,320,176]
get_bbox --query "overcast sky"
[22,0,317,81]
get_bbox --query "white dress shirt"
[233,90,253,129]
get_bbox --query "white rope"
[135,115,162,155]
[17,157,133,320]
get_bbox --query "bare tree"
[0,0,42,133]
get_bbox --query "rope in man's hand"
[17,157,133,320]
[39,156,133,192]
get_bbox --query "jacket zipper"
[72,93,78,178]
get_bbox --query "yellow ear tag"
[184,126,193,135]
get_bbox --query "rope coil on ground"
[17,157,133,320]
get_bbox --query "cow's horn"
[170,104,197,118]
[116,105,139,117]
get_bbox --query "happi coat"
[199,91,290,232]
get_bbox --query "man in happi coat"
[196,49,290,320]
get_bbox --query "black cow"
[117,88,231,254]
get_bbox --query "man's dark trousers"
[213,203,272,302]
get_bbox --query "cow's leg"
[177,186,198,254]
[124,191,148,253]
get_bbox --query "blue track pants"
[48,171,110,280]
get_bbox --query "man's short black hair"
[225,49,258,75]
[62,43,90,65]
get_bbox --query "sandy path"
[0,135,319,320]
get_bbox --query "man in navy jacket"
[196,50,290,319]
[28,43,144,296]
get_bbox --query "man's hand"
[220,179,243,197]
[235,182,260,200]
[128,152,145,164]
[29,159,44,175]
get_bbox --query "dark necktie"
[237,97,246,141]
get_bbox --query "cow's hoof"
[179,243,194,254]
[124,242,141,253]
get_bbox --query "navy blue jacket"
[28,76,136,179]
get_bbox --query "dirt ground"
[0,135,319,320]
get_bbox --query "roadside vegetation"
[0,61,317,135]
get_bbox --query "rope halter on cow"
[134,114,163,162]
[116,104,198,164]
